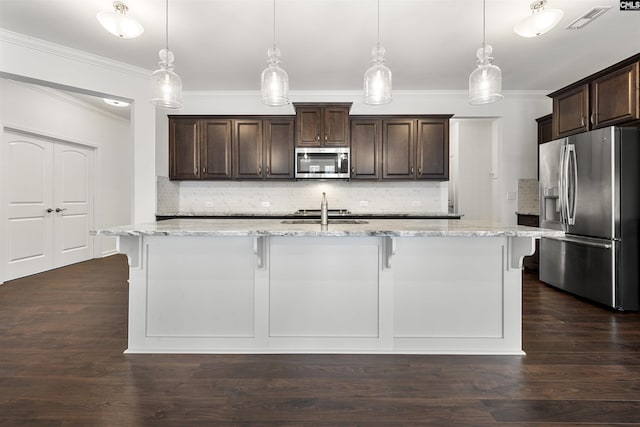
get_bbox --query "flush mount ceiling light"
[514,0,564,37]
[151,0,183,109]
[261,0,290,107]
[469,0,503,105]
[363,0,392,105]
[97,1,144,39]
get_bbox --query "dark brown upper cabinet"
[591,61,639,129]
[169,117,232,180]
[536,114,553,144]
[350,119,382,180]
[264,118,295,179]
[382,116,452,181]
[170,116,293,181]
[549,54,640,139]
[294,103,351,147]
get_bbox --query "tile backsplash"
[157,176,448,215]
[517,179,539,215]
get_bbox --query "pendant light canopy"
[97,1,144,39]
[469,0,503,105]
[151,0,183,110]
[363,0,392,105]
[261,0,290,106]
[514,0,564,38]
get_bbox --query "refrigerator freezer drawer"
[540,236,616,309]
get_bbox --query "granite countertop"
[155,211,463,219]
[92,218,564,238]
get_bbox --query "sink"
[281,219,369,225]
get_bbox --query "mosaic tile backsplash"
[157,176,448,215]
[517,179,539,215]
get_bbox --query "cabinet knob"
[202,166,206,174]
[266,166,270,175]
[195,166,198,175]
[411,166,414,174]
[46,208,54,213]
[351,167,355,175]
[258,165,262,175]
[418,167,422,175]
[325,135,328,142]
[316,135,320,141]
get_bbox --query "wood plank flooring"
[1,255,639,426]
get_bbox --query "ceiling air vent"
[565,6,611,30]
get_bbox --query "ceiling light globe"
[514,3,564,37]
[96,2,144,39]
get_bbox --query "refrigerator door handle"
[544,236,613,250]
[567,144,578,226]
[559,145,568,226]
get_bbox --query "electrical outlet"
[261,201,270,207]
[205,201,214,208]
[359,200,369,207]
[412,201,421,207]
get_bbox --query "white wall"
[0,79,132,258]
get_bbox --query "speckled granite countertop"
[92,218,564,238]
[155,211,463,219]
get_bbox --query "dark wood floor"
[1,255,639,426]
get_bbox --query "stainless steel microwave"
[295,147,350,179]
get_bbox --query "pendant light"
[363,0,392,105]
[261,0,290,106]
[514,0,564,38]
[97,1,144,39]
[151,0,183,109]
[468,0,503,105]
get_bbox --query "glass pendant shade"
[97,1,144,39]
[514,0,564,37]
[151,49,183,109]
[363,45,392,105]
[469,45,503,105]
[261,47,290,106]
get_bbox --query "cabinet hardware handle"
[418,167,422,175]
[46,208,54,213]
[351,167,355,175]
[203,166,206,174]
[195,166,198,175]
[581,117,585,127]
[266,166,270,175]
[325,135,328,142]
[55,208,67,213]
[411,167,414,174]
[590,114,594,124]
[316,135,320,141]
[258,165,262,175]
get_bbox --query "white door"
[3,131,94,280]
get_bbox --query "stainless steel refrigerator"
[539,126,640,311]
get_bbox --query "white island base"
[117,232,537,355]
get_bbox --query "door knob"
[55,208,67,213]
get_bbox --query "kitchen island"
[93,218,563,355]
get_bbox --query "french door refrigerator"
[538,126,640,311]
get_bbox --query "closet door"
[3,132,94,281]
[4,133,54,280]
[53,143,94,268]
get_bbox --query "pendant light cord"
[377,0,380,47]
[165,0,169,51]
[273,0,276,49]
[482,0,486,48]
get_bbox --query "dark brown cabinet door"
[591,62,639,129]
[552,84,589,139]
[202,119,232,180]
[323,105,350,147]
[296,106,322,147]
[536,114,553,144]
[350,119,381,180]
[169,118,199,180]
[383,119,415,180]
[416,118,449,180]
[233,120,263,179]
[264,119,294,179]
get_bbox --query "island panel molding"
[100,218,562,354]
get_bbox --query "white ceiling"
[1,0,639,93]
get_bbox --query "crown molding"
[0,28,151,79]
